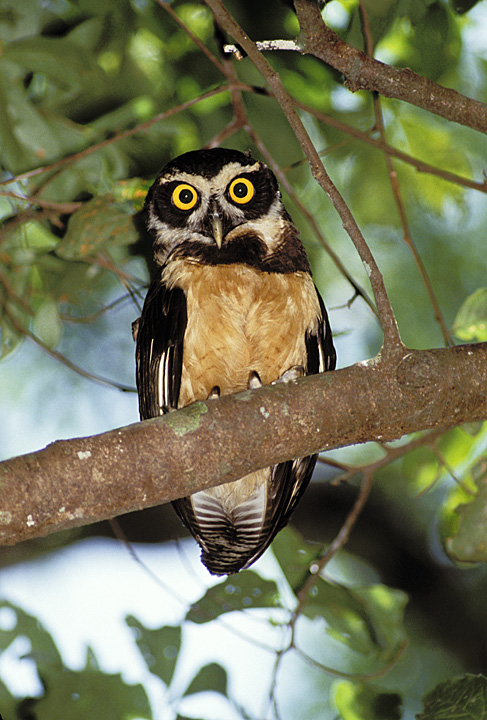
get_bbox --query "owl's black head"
[146,148,310,273]
[158,148,257,180]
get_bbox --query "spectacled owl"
[135,148,336,575]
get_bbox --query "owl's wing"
[135,269,187,418]
[306,285,336,375]
[249,284,336,564]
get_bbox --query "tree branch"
[293,0,487,134]
[1,343,486,545]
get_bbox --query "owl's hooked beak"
[211,212,223,249]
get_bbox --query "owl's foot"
[272,365,305,384]
[248,371,262,389]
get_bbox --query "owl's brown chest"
[160,258,322,406]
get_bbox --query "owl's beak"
[211,213,223,249]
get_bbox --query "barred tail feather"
[172,455,317,576]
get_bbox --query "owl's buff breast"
[160,258,321,406]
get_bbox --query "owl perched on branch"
[135,148,335,575]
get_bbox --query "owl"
[135,148,336,575]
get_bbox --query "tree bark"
[1,343,486,545]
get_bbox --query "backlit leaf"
[184,662,228,697]
[186,571,280,623]
[126,616,181,687]
[452,288,487,342]
[334,680,402,720]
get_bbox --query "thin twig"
[1,298,135,392]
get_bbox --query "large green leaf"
[26,660,152,720]
[452,288,487,342]
[183,662,228,697]
[271,525,325,594]
[58,194,140,260]
[0,59,63,173]
[0,675,20,719]
[0,600,63,667]
[186,570,281,624]
[445,462,487,563]
[302,577,408,660]
[126,616,181,687]
[0,602,151,719]
[3,36,105,108]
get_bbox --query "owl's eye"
[228,177,255,205]
[172,184,198,211]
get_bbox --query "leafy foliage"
[0,601,152,719]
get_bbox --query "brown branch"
[0,343,486,546]
[293,0,487,134]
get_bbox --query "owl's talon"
[208,386,220,400]
[272,365,305,384]
[248,371,262,390]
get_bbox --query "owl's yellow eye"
[229,177,255,204]
[172,184,198,211]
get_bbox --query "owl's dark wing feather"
[135,269,187,418]
[306,286,336,375]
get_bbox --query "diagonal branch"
[0,343,486,546]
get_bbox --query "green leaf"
[112,178,152,213]
[0,602,151,718]
[0,676,19,720]
[334,680,402,720]
[33,298,62,349]
[0,304,27,358]
[58,194,140,260]
[0,58,62,173]
[184,662,228,697]
[452,288,487,342]
[0,600,63,667]
[186,570,281,624]
[271,525,324,594]
[417,674,487,719]
[450,0,481,13]
[304,579,408,660]
[126,616,181,687]
[29,661,152,720]
[446,466,487,563]
[0,0,45,43]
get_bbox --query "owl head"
[145,148,310,273]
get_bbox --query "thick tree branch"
[1,343,486,545]
[293,0,487,134]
